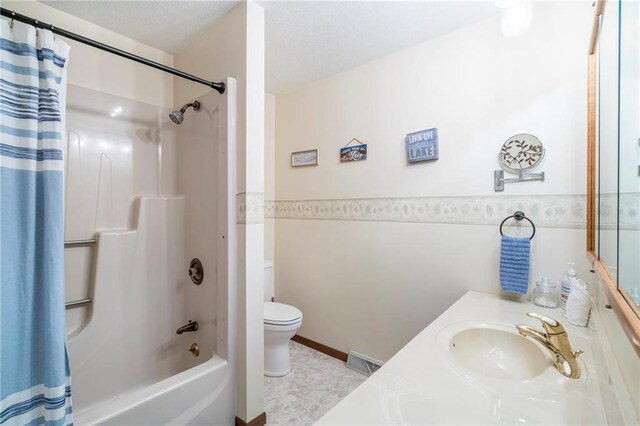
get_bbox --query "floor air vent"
[346,351,384,376]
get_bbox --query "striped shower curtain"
[0,18,73,425]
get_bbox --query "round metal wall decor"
[498,134,545,174]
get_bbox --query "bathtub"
[74,356,234,425]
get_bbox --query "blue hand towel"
[500,235,531,294]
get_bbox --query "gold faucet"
[516,312,584,379]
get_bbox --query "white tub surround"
[64,79,237,424]
[317,291,609,425]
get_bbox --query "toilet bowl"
[264,261,303,377]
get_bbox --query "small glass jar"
[532,277,559,308]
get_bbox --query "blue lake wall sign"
[406,128,439,163]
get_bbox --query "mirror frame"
[587,0,640,355]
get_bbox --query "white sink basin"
[449,327,549,380]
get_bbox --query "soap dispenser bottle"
[560,263,577,310]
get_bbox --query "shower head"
[169,100,200,125]
[169,110,184,125]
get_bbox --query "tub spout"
[176,320,198,334]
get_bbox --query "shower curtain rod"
[1,8,226,94]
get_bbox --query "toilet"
[263,261,303,376]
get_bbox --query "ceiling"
[40,1,499,94]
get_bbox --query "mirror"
[590,0,640,352]
[617,1,640,306]
[596,1,619,274]
[498,133,545,174]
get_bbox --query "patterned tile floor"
[264,341,367,426]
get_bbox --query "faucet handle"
[526,312,565,334]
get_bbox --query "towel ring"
[499,211,535,240]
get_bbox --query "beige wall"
[173,3,245,106]
[265,93,276,299]
[4,1,174,107]
[242,3,265,421]
[174,2,265,422]
[272,2,593,362]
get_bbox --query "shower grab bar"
[64,238,96,247]
[64,238,95,308]
[65,298,92,309]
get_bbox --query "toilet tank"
[263,261,273,302]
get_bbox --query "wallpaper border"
[237,192,265,224]
[244,193,639,230]
[265,194,586,229]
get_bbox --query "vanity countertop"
[316,291,608,425]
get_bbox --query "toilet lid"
[264,302,302,325]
